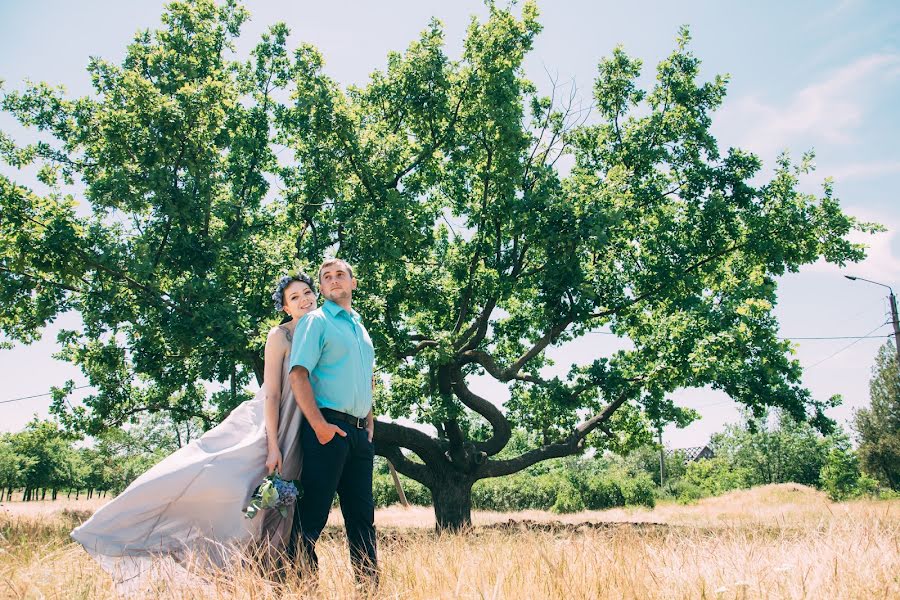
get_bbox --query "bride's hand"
[265,447,283,474]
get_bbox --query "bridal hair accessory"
[271,275,295,311]
[271,273,316,311]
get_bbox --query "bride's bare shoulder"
[265,325,292,349]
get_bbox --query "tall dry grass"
[1,484,897,599]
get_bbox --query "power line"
[803,322,891,370]
[589,330,891,341]
[781,334,891,340]
[0,384,93,405]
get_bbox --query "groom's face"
[320,264,357,302]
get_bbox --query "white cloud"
[804,206,900,282]
[825,160,900,181]
[818,0,862,24]
[715,53,900,160]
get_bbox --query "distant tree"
[0,439,36,501]
[620,444,689,486]
[6,420,74,500]
[711,410,833,487]
[819,433,877,501]
[854,342,900,489]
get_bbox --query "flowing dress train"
[71,326,302,594]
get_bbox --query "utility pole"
[845,275,900,372]
[889,292,900,372]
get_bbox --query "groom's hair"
[318,258,354,282]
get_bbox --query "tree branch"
[449,364,511,456]
[0,265,84,295]
[373,419,445,467]
[388,73,473,189]
[457,297,498,352]
[376,442,435,488]
[589,237,754,320]
[475,388,631,478]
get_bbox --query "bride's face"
[282,281,316,319]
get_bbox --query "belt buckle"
[355,417,365,429]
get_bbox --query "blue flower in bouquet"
[243,473,301,519]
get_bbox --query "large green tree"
[1,0,284,432]
[1,1,874,529]
[854,342,900,489]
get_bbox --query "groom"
[287,258,378,583]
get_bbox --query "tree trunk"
[430,475,474,532]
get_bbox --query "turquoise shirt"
[289,299,375,418]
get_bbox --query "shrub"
[551,479,585,514]
[820,441,862,501]
[472,473,558,511]
[372,473,431,507]
[662,479,706,504]
[684,456,751,496]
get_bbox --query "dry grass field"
[1,484,897,599]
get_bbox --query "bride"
[71,273,318,592]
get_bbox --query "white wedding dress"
[71,326,303,595]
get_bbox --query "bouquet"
[243,473,300,519]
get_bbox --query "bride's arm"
[262,327,287,473]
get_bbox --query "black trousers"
[288,415,377,581]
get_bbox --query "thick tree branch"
[449,364,511,456]
[458,349,545,385]
[376,442,435,488]
[475,388,631,478]
[398,339,439,359]
[500,315,574,378]
[457,297,498,353]
[373,419,445,467]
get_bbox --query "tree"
[854,342,900,489]
[1,1,874,529]
[0,438,35,501]
[710,410,833,487]
[1,0,291,435]
[5,420,73,500]
[819,433,871,501]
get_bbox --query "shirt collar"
[322,299,360,321]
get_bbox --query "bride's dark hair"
[272,272,316,324]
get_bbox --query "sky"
[1,0,899,449]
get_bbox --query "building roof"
[665,445,714,462]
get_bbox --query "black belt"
[321,407,367,429]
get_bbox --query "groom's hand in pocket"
[313,422,347,445]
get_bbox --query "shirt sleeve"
[289,313,325,374]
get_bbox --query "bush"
[661,479,706,504]
[621,474,656,508]
[577,474,625,509]
[551,479,585,514]
[683,456,751,496]
[820,442,863,501]
[372,473,431,507]
[470,467,655,512]
[472,473,558,511]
